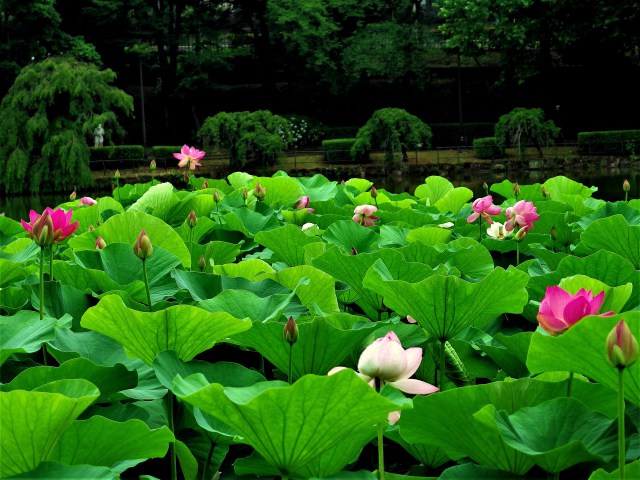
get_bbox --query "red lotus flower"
[537,286,614,335]
[22,208,79,246]
[467,195,501,224]
[173,144,205,170]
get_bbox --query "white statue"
[94,124,105,147]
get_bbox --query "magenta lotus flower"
[537,286,614,335]
[173,144,205,170]
[78,196,97,206]
[294,195,315,213]
[505,200,540,232]
[352,204,379,227]
[22,208,79,245]
[329,331,438,395]
[467,195,502,224]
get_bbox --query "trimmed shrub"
[473,137,504,159]
[322,138,357,163]
[151,146,183,159]
[578,130,640,155]
[431,123,494,147]
[322,126,360,140]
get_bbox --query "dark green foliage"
[281,115,326,149]
[150,146,184,160]
[89,146,145,161]
[352,108,432,166]
[431,123,495,147]
[578,130,640,156]
[494,108,560,158]
[197,111,289,168]
[323,126,361,139]
[0,57,133,194]
[473,137,504,159]
[322,139,357,163]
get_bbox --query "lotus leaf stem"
[618,368,626,480]
[167,392,177,480]
[566,371,574,397]
[288,343,293,385]
[142,259,152,312]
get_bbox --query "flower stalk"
[618,368,625,480]
[167,392,178,480]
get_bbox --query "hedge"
[473,137,504,159]
[578,130,640,155]
[322,138,357,163]
[89,145,145,161]
[151,146,183,160]
[430,123,494,147]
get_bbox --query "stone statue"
[94,124,105,147]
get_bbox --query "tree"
[0,57,133,194]
[198,110,290,168]
[494,108,559,158]
[352,108,432,166]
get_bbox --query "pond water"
[1,170,637,222]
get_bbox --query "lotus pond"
[0,172,639,480]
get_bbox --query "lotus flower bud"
[202,180,209,189]
[133,230,153,260]
[542,186,549,198]
[283,316,299,345]
[150,159,157,171]
[623,179,630,192]
[32,211,55,247]
[187,209,197,228]
[88,225,95,232]
[606,319,639,369]
[242,188,248,201]
[69,190,77,201]
[254,182,266,201]
[213,190,221,203]
[198,255,206,272]
[370,186,378,199]
[515,227,528,242]
[350,246,358,255]
[513,182,520,197]
[550,226,557,241]
[114,169,120,179]
[95,236,106,250]
[483,182,489,195]
[301,222,315,231]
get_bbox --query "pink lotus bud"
[283,316,299,345]
[483,182,489,195]
[370,186,378,199]
[350,246,358,256]
[537,286,614,335]
[515,227,528,242]
[95,236,106,250]
[133,230,153,260]
[202,180,209,189]
[198,255,206,272]
[187,209,197,228]
[513,182,520,196]
[606,319,639,369]
[213,190,221,203]
[88,225,95,232]
[294,196,310,210]
[242,188,248,201]
[150,159,157,171]
[623,179,630,192]
[79,197,97,206]
[254,182,266,201]
[30,210,55,247]
[69,190,77,201]
[467,195,502,224]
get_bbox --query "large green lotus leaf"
[69,196,124,235]
[434,186,473,214]
[255,224,323,267]
[558,275,633,314]
[0,257,34,287]
[406,227,451,245]
[527,313,640,405]
[384,427,452,469]
[439,463,518,479]
[557,194,603,216]
[53,262,127,297]
[578,201,640,229]
[378,225,410,248]
[192,240,242,267]
[199,286,301,323]
[1,357,136,403]
[280,207,313,226]
[128,182,179,220]
[213,258,275,280]
[0,215,28,238]
[543,175,595,199]
[364,265,528,340]
[173,370,402,477]
[376,206,443,229]
[47,329,131,366]
[0,286,30,314]
[323,219,382,254]
[313,247,434,318]
[171,270,223,302]
[345,178,373,193]
[227,171,254,188]
[221,206,280,237]
[492,397,617,472]
[590,459,640,479]
[295,174,338,201]
[249,176,305,209]
[490,179,546,202]
[153,350,265,390]
[576,215,640,268]
[6,462,118,480]
[29,280,90,328]
[47,416,173,468]
[0,238,40,264]
[0,379,99,477]
[259,265,339,314]
[0,311,57,365]
[525,251,640,315]
[68,210,191,268]
[400,377,613,474]
[231,313,378,379]
[166,191,216,225]
[414,176,453,203]
[354,189,393,207]
[81,294,251,365]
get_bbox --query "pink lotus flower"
[329,331,438,395]
[352,204,379,227]
[78,197,97,206]
[173,144,205,170]
[467,195,501,224]
[537,286,614,336]
[606,319,639,369]
[294,196,315,213]
[505,200,540,232]
[22,208,79,245]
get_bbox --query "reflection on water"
[1,170,638,221]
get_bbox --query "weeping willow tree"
[494,107,560,159]
[0,57,133,193]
